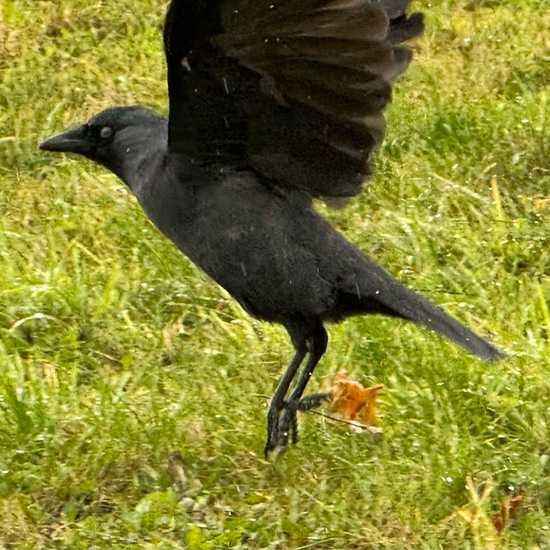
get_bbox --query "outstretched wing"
[164,0,423,199]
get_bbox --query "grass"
[0,0,549,547]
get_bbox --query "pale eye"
[99,126,114,140]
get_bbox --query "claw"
[265,392,332,457]
[277,401,298,448]
[296,392,332,411]
[264,406,282,457]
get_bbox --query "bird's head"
[40,106,167,185]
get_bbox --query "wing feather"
[164,0,423,199]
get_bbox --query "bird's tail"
[373,276,504,361]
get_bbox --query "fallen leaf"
[328,370,383,427]
[491,493,524,533]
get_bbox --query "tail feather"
[375,279,504,361]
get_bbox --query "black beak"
[39,125,90,155]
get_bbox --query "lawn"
[0,0,549,548]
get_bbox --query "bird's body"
[133,154,381,324]
[40,0,504,454]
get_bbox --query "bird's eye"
[99,126,114,140]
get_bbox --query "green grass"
[1,0,549,547]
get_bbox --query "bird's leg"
[264,346,307,457]
[277,322,328,447]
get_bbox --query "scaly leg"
[264,344,307,456]
[277,320,328,447]
[265,317,324,456]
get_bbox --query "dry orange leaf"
[328,371,383,427]
[491,493,524,533]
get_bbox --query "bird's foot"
[264,393,332,457]
[294,392,332,412]
[264,404,283,457]
[264,400,296,457]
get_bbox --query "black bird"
[40,0,504,455]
